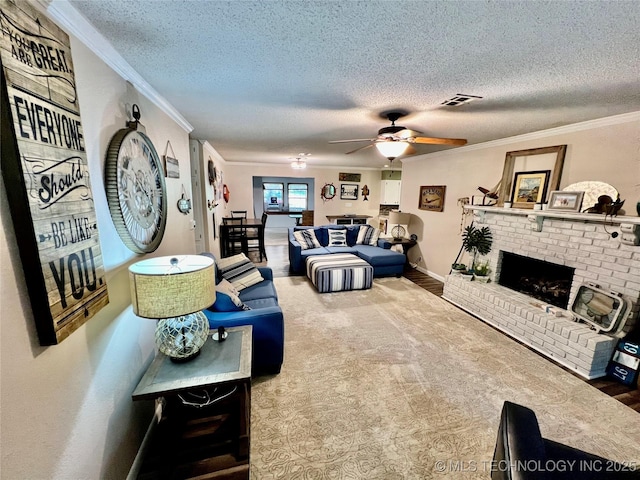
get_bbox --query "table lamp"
[389,210,410,240]
[129,255,216,362]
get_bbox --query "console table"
[132,326,252,479]
[326,214,372,225]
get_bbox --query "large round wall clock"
[105,128,167,253]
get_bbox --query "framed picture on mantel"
[510,170,550,208]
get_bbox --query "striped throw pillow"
[327,229,348,246]
[293,229,321,250]
[356,225,381,246]
[217,253,264,291]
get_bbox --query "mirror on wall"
[321,183,336,201]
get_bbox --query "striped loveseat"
[288,225,406,277]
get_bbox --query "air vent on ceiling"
[441,94,483,106]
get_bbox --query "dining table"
[219,218,266,260]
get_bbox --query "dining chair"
[231,210,247,218]
[222,217,248,256]
[246,212,268,261]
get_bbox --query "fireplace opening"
[498,251,575,309]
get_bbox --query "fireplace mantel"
[466,206,640,246]
[444,205,640,379]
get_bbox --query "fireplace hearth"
[498,251,575,309]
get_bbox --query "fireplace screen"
[498,252,575,309]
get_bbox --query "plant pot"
[474,275,490,283]
[459,273,474,281]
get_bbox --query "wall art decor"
[105,106,167,253]
[0,1,109,345]
[320,183,336,201]
[510,170,550,208]
[419,185,446,212]
[547,190,585,212]
[162,140,180,178]
[497,145,566,207]
[339,172,361,182]
[340,183,358,200]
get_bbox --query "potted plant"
[473,261,491,283]
[461,225,493,273]
[451,263,467,275]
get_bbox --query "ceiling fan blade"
[396,128,423,139]
[410,136,467,146]
[404,145,417,155]
[345,144,374,155]
[329,138,376,144]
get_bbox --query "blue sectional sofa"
[288,225,406,277]
[200,253,284,376]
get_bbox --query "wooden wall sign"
[0,0,109,345]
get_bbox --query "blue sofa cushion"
[354,245,405,266]
[244,297,279,309]
[324,246,358,255]
[239,277,278,301]
[300,246,331,260]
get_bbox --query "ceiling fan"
[329,111,467,161]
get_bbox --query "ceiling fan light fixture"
[291,159,306,169]
[290,152,310,169]
[375,140,409,160]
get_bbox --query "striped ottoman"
[306,253,373,293]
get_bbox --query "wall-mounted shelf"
[465,205,640,246]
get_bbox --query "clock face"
[105,129,167,253]
[419,186,446,211]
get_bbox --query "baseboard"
[412,265,444,283]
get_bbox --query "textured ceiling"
[68,0,640,169]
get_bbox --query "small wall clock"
[419,185,446,212]
[105,124,168,253]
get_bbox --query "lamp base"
[169,349,201,363]
[391,225,406,240]
[155,312,210,362]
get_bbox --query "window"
[263,183,284,211]
[288,183,308,211]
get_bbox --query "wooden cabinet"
[132,327,252,480]
[380,180,401,205]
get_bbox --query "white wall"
[399,114,640,279]
[1,34,196,480]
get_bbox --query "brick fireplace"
[443,206,640,378]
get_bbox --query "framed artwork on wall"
[340,184,358,200]
[510,170,550,208]
[0,1,109,345]
[497,145,566,207]
[339,172,361,182]
[419,185,446,212]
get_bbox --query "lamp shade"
[388,210,410,226]
[129,255,216,319]
[375,141,409,159]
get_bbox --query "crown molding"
[34,0,193,133]
[403,111,640,163]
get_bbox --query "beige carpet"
[251,276,640,479]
